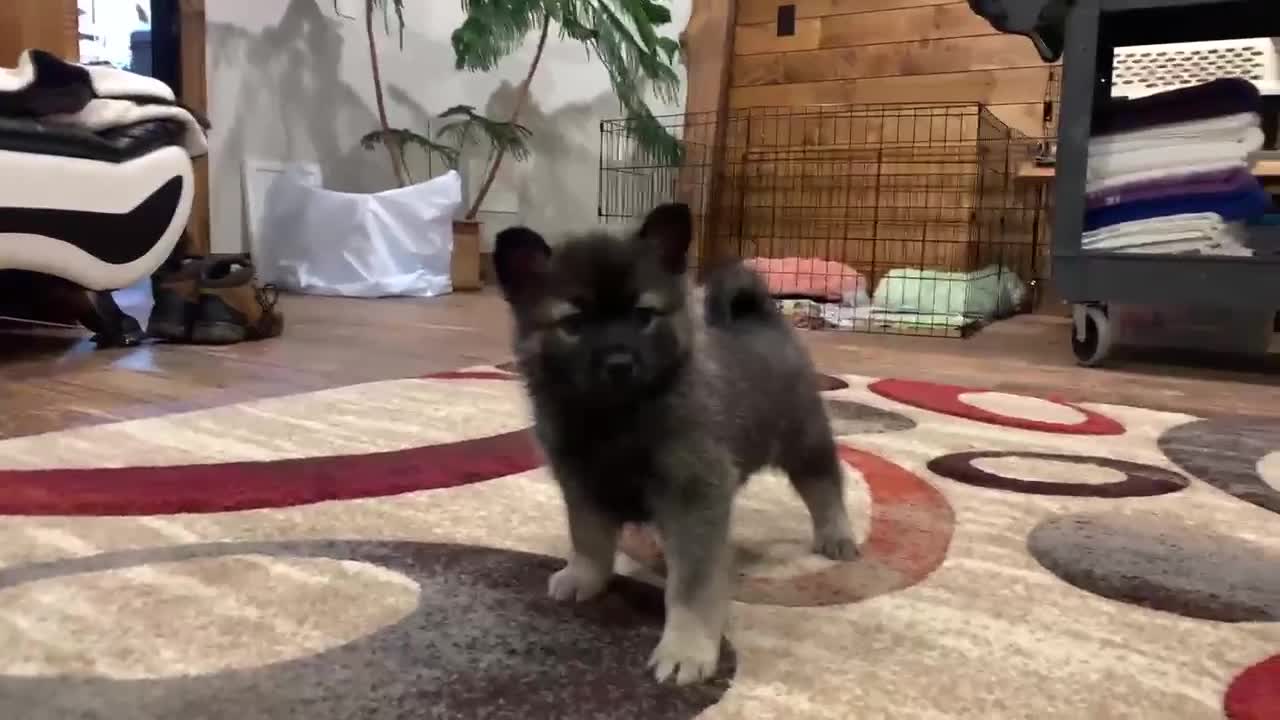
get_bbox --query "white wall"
[205,0,690,254]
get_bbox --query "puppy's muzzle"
[597,351,637,386]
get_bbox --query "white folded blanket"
[0,49,206,158]
[1083,159,1248,194]
[47,98,207,157]
[1083,213,1224,242]
[1081,213,1253,256]
[1085,236,1252,255]
[1089,112,1261,153]
[1092,239,1252,255]
[1086,127,1264,182]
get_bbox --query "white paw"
[547,562,609,602]
[648,627,720,685]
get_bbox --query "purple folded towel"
[1094,78,1262,136]
[1086,168,1257,209]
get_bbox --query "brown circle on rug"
[824,399,916,435]
[619,444,955,607]
[0,541,734,719]
[1027,513,1280,622]
[1158,417,1280,517]
[816,373,849,391]
[928,451,1189,498]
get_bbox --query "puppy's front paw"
[814,532,859,561]
[547,561,609,602]
[648,628,720,685]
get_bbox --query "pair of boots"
[147,254,284,344]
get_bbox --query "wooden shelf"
[1015,162,1056,180]
[1015,159,1280,181]
[1253,159,1280,177]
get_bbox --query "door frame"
[177,0,210,256]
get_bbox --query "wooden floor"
[3,291,1279,439]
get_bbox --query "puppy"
[493,203,857,685]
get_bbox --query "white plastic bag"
[260,169,462,297]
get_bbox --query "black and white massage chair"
[0,49,207,346]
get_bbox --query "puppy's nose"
[600,353,636,384]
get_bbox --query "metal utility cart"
[1050,0,1280,365]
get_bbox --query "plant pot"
[451,219,483,291]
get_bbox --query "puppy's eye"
[558,313,584,336]
[634,306,658,329]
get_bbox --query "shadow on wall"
[476,81,619,248]
[205,0,436,253]
[391,80,622,249]
[385,85,445,183]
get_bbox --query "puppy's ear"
[493,226,551,303]
[638,203,692,274]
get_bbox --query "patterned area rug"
[1,365,1279,719]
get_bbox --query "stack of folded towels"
[1083,78,1273,256]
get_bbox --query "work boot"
[147,255,206,341]
[190,255,283,344]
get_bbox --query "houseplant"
[338,0,529,289]
[450,0,685,221]
[344,0,684,287]
[333,0,412,187]
[438,0,684,285]
[362,106,532,289]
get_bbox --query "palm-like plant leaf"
[656,36,680,64]
[451,0,545,71]
[435,105,534,162]
[378,0,407,48]
[623,111,683,167]
[451,1,682,109]
[591,1,680,106]
[361,128,461,171]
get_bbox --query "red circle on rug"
[867,378,1125,435]
[1225,655,1280,720]
[0,372,540,516]
[620,443,955,607]
[0,430,542,516]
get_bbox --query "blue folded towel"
[1084,185,1273,231]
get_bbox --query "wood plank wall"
[717,0,1056,288]
[729,0,1058,137]
[677,0,738,272]
[719,106,1018,280]
[0,0,79,65]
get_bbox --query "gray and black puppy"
[493,203,857,685]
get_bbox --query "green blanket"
[871,266,1027,327]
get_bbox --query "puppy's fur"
[494,203,857,685]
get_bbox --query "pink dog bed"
[743,257,867,302]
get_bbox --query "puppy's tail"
[703,262,784,329]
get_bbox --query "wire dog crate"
[599,103,1050,337]
[598,114,718,274]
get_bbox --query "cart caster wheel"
[1071,305,1113,367]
